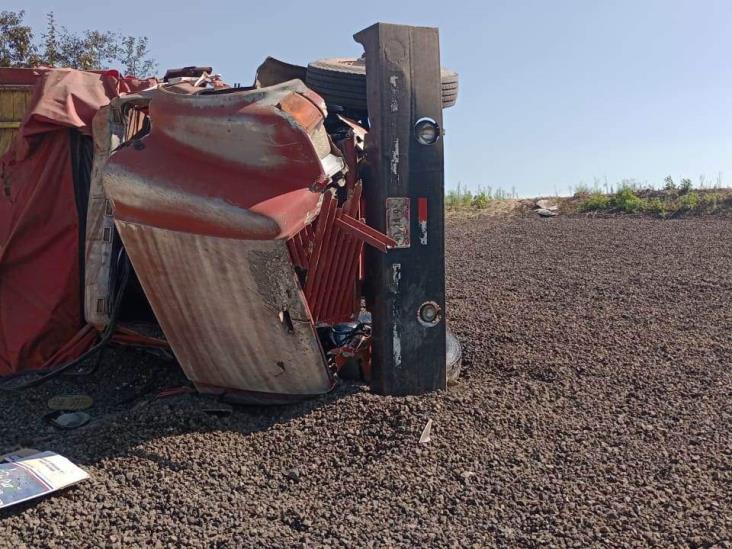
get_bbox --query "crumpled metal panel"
[85,94,151,329]
[105,80,340,240]
[103,80,339,399]
[118,222,331,396]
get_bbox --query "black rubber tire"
[306,57,459,111]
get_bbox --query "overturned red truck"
[0,23,460,402]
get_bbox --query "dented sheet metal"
[85,94,152,329]
[118,224,331,396]
[103,80,339,400]
[105,81,342,240]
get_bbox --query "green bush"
[678,191,699,211]
[445,184,514,210]
[699,192,720,212]
[679,178,693,194]
[579,187,646,214]
[578,192,611,212]
[445,184,474,209]
[472,191,490,209]
[613,186,644,213]
[644,197,666,215]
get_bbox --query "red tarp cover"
[0,69,154,376]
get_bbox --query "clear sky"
[9,0,732,197]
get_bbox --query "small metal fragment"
[46,411,91,430]
[419,419,433,444]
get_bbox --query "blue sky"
[9,0,732,196]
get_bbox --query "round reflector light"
[414,117,440,145]
[418,301,442,326]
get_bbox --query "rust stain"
[116,222,332,396]
[101,81,343,399]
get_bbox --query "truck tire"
[306,57,459,111]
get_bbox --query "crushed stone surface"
[1,215,730,547]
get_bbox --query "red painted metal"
[103,80,341,400]
[418,197,428,223]
[418,197,428,245]
[336,183,365,318]
[290,190,352,324]
[287,181,396,324]
[336,115,365,310]
[106,81,337,241]
[0,68,44,87]
[304,191,336,304]
[321,228,350,321]
[310,195,339,320]
[283,122,400,326]
[335,214,398,253]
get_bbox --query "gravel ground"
[1,215,731,548]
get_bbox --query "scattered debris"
[45,411,90,430]
[419,419,433,444]
[535,199,559,211]
[284,468,301,482]
[535,208,559,218]
[47,394,93,411]
[0,451,89,509]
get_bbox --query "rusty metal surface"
[104,80,340,398]
[288,180,395,325]
[85,94,154,329]
[335,213,396,254]
[290,189,357,324]
[84,105,119,329]
[117,222,332,396]
[385,197,411,248]
[255,57,307,89]
[105,81,342,241]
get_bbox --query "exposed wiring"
[62,344,105,377]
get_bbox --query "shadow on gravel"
[0,344,363,470]
[0,360,370,522]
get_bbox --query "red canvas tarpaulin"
[0,68,154,376]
